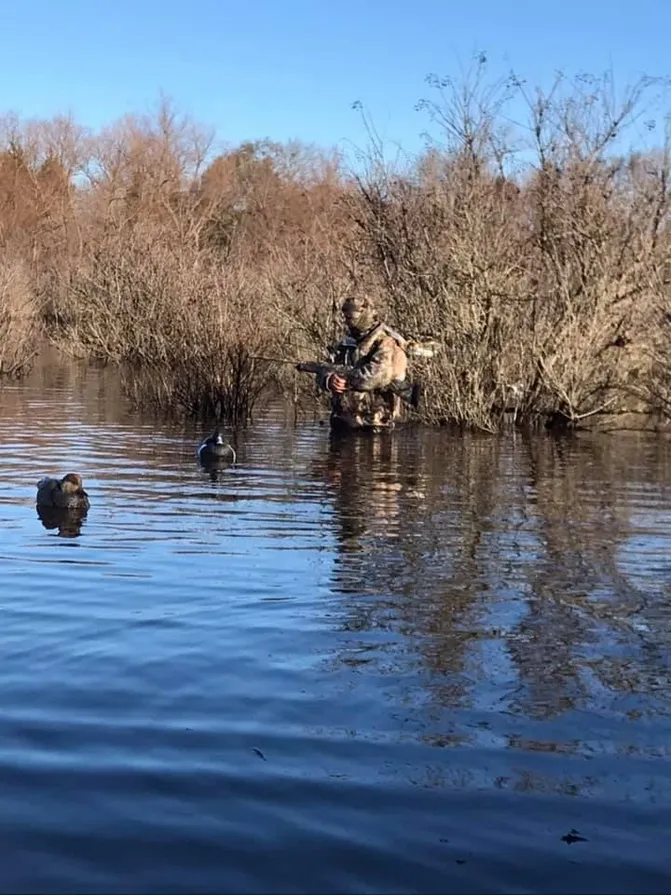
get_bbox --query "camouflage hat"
[341,296,370,313]
[341,295,377,323]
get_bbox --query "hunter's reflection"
[323,431,424,552]
[317,431,494,713]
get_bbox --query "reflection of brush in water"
[36,505,88,538]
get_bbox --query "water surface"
[1,355,671,893]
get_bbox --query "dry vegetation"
[0,252,41,378]
[0,60,670,431]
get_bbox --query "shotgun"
[295,361,422,410]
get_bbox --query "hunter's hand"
[327,373,347,394]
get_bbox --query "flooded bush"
[0,71,670,430]
[55,231,287,423]
[0,255,41,378]
[347,65,671,431]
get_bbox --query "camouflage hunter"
[300,296,417,433]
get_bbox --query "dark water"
[1,355,671,894]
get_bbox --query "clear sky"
[0,0,668,163]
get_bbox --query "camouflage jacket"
[330,323,409,431]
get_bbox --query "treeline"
[1,60,670,431]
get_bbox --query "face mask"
[343,302,375,336]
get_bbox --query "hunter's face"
[343,307,359,329]
[342,300,373,335]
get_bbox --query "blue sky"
[1,0,669,163]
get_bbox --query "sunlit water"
[1,354,671,894]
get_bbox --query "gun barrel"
[296,361,349,375]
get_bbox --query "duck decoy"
[197,428,236,463]
[36,473,91,510]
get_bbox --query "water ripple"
[1,361,671,893]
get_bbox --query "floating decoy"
[36,473,90,510]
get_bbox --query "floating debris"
[561,829,588,844]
